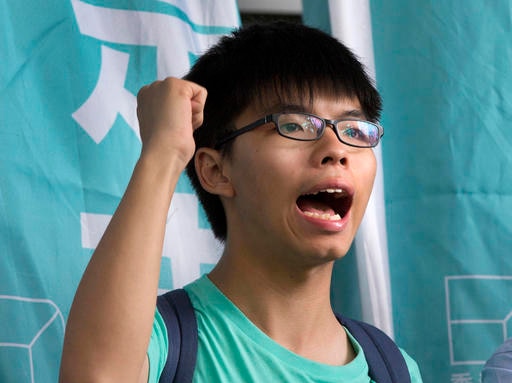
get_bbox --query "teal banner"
[0,1,238,381]
[372,1,512,382]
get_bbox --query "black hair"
[184,21,382,241]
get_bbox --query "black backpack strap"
[336,314,411,383]
[156,289,198,383]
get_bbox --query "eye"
[345,127,366,139]
[279,114,311,134]
[277,114,323,139]
[280,121,304,134]
[339,122,370,142]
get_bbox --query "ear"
[194,148,234,197]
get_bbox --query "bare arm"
[59,78,207,383]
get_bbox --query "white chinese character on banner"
[71,0,229,143]
[72,46,139,143]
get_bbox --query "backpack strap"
[336,314,411,383]
[156,289,198,383]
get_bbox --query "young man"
[60,22,423,382]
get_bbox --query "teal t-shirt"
[148,275,423,382]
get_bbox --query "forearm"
[60,151,184,382]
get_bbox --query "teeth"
[304,211,342,221]
[308,188,343,195]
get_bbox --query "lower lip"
[297,208,350,232]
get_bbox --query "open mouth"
[296,188,353,221]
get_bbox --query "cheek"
[230,146,299,212]
[229,147,272,198]
[233,144,296,181]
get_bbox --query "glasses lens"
[277,113,323,140]
[337,120,380,147]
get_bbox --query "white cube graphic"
[0,296,64,383]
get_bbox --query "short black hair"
[185,21,382,241]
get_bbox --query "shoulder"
[340,316,423,383]
[398,348,423,383]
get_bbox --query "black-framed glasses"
[214,112,384,149]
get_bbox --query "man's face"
[220,95,377,267]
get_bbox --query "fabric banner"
[372,2,512,382]
[306,0,512,382]
[0,1,238,381]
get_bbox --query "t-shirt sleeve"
[400,348,423,383]
[147,309,169,383]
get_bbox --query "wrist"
[136,147,190,192]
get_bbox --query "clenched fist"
[136,77,207,168]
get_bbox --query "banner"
[371,1,512,381]
[374,1,512,381]
[0,1,238,381]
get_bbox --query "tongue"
[297,197,336,215]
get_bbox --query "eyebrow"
[341,109,366,119]
[264,103,367,119]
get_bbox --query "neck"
[208,246,355,365]
[211,240,334,300]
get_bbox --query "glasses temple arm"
[214,116,271,149]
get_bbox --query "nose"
[316,126,349,167]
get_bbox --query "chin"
[299,243,352,267]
